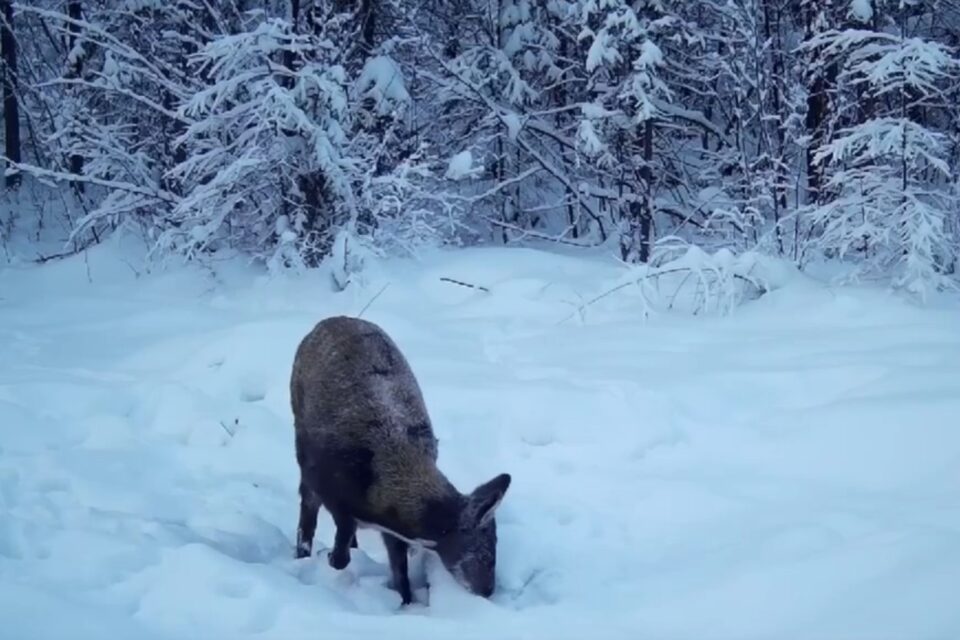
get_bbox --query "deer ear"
[467,473,511,527]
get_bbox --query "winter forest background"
[1,0,959,299]
[3,2,960,634]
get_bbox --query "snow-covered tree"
[686,0,806,256]
[165,14,426,270]
[7,1,237,246]
[577,0,673,262]
[409,0,608,245]
[804,8,960,297]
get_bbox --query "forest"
[1,0,959,297]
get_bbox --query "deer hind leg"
[296,480,322,559]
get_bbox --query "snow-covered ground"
[2,237,959,639]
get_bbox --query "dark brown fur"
[291,316,510,604]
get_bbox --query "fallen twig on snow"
[34,237,100,264]
[357,283,390,318]
[439,277,490,293]
[218,419,237,439]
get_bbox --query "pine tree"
[804,2,959,297]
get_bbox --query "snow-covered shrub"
[566,239,772,322]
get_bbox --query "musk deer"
[290,316,511,604]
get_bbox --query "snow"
[2,237,960,639]
[356,55,410,115]
[444,150,479,181]
[585,30,619,72]
[636,40,664,69]
[849,0,874,23]
[577,118,605,155]
[503,111,523,141]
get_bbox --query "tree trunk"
[638,119,654,263]
[803,2,827,205]
[621,121,654,263]
[359,0,375,56]
[803,1,844,207]
[66,1,84,191]
[804,78,826,204]
[764,0,786,254]
[283,0,300,86]
[1,0,20,188]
